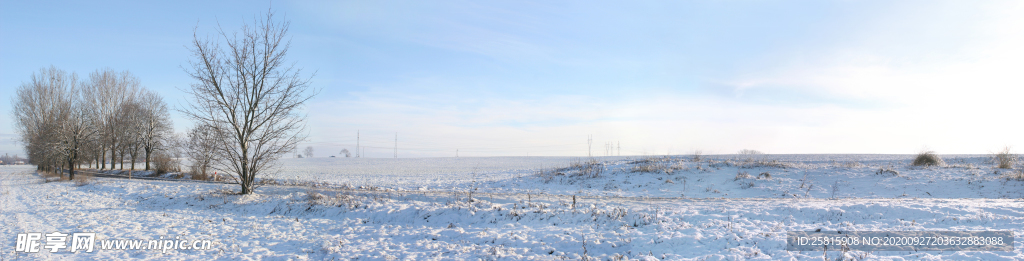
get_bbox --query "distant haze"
[2,1,1022,157]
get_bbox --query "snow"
[2,154,1022,260]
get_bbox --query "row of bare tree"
[12,67,173,179]
[12,10,313,195]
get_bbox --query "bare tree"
[12,66,100,180]
[304,146,314,158]
[183,10,316,194]
[58,86,99,180]
[116,100,145,177]
[83,68,140,170]
[340,149,350,158]
[13,66,74,174]
[136,90,173,170]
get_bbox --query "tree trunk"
[129,152,136,178]
[145,148,152,171]
[68,155,76,180]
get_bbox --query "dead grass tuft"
[734,171,753,181]
[876,167,900,176]
[994,147,1016,169]
[191,171,210,181]
[1004,170,1024,181]
[912,151,944,167]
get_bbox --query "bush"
[734,171,752,181]
[191,171,210,181]
[152,152,180,175]
[994,147,1016,169]
[912,151,944,167]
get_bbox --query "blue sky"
[2,0,1022,157]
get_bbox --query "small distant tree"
[184,124,220,179]
[739,149,763,155]
[304,146,314,158]
[340,149,351,158]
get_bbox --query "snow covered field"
[2,154,1023,260]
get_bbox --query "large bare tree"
[183,11,316,194]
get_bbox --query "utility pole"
[356,130,360,158]
[587,135,592,157]
[617,141,620,156]
[456,149,459,157]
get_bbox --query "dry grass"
[1004,169,1024,181]
[191,171,210,181]
[912,151,944,167]
[734,171,752,181]
[38,170,62,182]
[832,160,862,168]
[629,156,684,173]
[73,173,93,186]
[876,167,900,176]
[536,158,607,184]
[994,147,1016,169]
[256,178,336,188]
[707,158,799,169]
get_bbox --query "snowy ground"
[1,154,1023,260]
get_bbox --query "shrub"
[152,152,180,175]
[912,151,944,167]
[734,171,752,181]
[994,147,1016,169]
[191,171,210,181]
